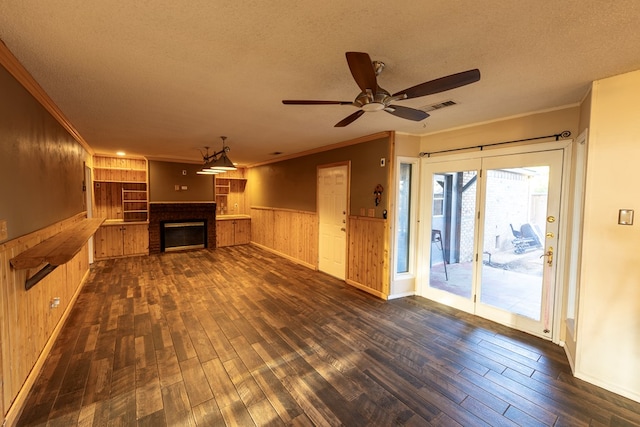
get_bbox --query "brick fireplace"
[149,202,216,254]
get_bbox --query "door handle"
[540,246,553,267]
[340,227,346,232]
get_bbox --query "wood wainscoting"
[251,208,390,299]
[0,212,92,425]
[347,216,389,299]
[250,207,318,269]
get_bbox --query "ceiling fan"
[282,52,480,127]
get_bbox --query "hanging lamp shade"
[207,152,236,171]
[207,136,236,171]
[197,136,237,175]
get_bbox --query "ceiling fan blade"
[346,52,378,92]
[393,69,481,100]
[283,100,353,105]
[385,105,430,121]
[335,110,365,127]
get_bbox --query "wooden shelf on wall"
[122,188,148,222]
[93,156,149,223]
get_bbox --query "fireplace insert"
[161,220,206,252]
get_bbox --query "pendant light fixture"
[197,136,237,175]
[207,136,237,171]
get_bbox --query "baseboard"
[345,279,388,300]
[574,371,640,404]
[4,267,91,426]
[387,291,415,300]
[249,242,317,270]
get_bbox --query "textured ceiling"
[1,1,640,165]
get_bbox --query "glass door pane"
[429,171,478,298]
[476,150,563,338]
[479,166,548,320]
[422,158,481,312]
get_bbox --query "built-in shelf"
[214,171,248,216]
[93,155,149,254]
[122,186,148,222]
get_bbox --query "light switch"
[618,209,634,225]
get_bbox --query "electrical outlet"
[0,219,7,241]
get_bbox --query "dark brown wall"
[148,160,214,202]
[0,65,85,241]
[248,135,390,217]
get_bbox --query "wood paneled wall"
[0,212,91,425]
[346,216,389,299]
[251,208,390,298]
[250,207,318,269]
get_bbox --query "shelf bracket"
[25,264,58,291]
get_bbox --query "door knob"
[540,246,553,267]
[340,227,346,232]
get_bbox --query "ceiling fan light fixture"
[361,102,385,112]
[282,52,480,127]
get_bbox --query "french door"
[420,149,563,339]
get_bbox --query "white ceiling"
[1,1,640,165]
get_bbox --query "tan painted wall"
[394,133,421,157]
[576,70,640,401]
[248,135,391,218]
[0,65,86,241]
[148,160,214,202]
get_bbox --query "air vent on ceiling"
[419,100,457,112]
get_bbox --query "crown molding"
[247,131,392,168]
[0,40,93,155]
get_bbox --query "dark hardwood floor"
[16,245,640,426]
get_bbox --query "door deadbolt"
[547,216,556,223]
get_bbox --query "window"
[432,175,445,216]
[396,162,413,274]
